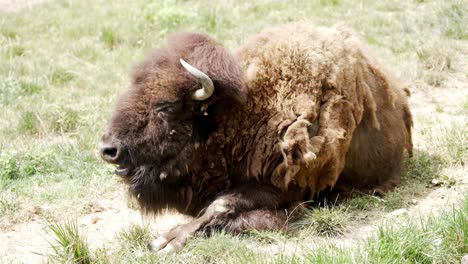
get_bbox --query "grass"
[117,223,154,251]
[47,220,93,263]
[18,111,40,134]
[46,220,112,264]
[46,194,468,263]
[50,68,75,86]
[19,81,43,94]
[343,194,382,211]
[296,206,350,237]
[0,190,20,216]
[0,0,466,262]
[366,197,468,264]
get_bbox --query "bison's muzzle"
[100,134,131,177]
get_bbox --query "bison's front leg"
[149,184,294,254]
[148,197,233,254]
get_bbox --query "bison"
[100,23,413,253]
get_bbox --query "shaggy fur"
[234,23,413,199]
[101,23,413,252]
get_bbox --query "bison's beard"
[123,165,194,215]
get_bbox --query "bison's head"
[99,32,246,213]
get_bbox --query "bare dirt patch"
[0,194,191,263]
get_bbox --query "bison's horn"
[180,59,214,101]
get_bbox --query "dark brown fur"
[103,32,247,215]
[101,23,413,252]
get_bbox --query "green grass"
[343,194,382,211]
[366,196,468,264]
[296,206,350,237]
[46,220,102,264]
[18,111,40,134]
[382,191,404,211]
[0,0,467,262]
[117,223,155,251]
[100,28,121,49]
[47,194,468,263]
[50,106,81,133]
[50,68,75,86]
[19,81,43,94]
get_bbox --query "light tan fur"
[234,23,413,198]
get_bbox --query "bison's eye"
[154,101,182,119]
[157,106,176,114]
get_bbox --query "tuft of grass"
[50,69,74,86]
[19,81,43,95]
[117,223,154,250]
[21,152,49,176]
[296,206,350,237]
[6,45,26,58]
[416,46,452,71]
[343,194,382,211]
[100,28,120,49]
[0,154,21,181]
[51,106,80,133]
[383,191,404,211]
[47,220,93,264]
[18,111,40,134]
[403,150,443,184]
[1,28,18,39]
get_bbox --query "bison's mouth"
[115,165,133,177]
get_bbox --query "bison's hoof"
[148,225,193,254]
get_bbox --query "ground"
[0,0,466,263]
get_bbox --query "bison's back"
[235,23,412,198]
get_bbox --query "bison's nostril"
[100,143,121,163]
[104,147,118,158]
